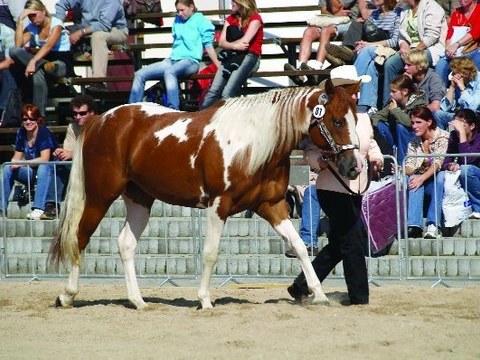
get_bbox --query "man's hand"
[53,148,73,161]
[69,30,83,45]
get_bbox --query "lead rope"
[326,159,373,196]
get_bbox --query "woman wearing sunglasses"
[0,103,57,219]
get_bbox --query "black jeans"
[293,189,369,304]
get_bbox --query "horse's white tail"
[49,133,86,267]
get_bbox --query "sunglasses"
[23,117,37,122]
[73,110,89,116]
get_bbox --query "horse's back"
[81,103,227,207]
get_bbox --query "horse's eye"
[333,118,344,127]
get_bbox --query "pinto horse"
[49,79,361,309]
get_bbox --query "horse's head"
[308,78,362,179]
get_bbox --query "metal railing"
[1,154,479,285]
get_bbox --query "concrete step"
[2,200,480,279]
[4,251,480,278]
[2,232,480,257]
[3,198,248,219]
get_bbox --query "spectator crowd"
[0,0,479,248]
[0,0,479,308]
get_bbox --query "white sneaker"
[469,212,480,219]
[26,208,44,220]
[424,224,441,239]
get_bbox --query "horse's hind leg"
[119,194,153,309]
[56,264,80,308]
[259,202,329,305]
[198,199,225,309]
[56,200,114,308]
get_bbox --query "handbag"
[361,177,404,254]
[362,19,389,42]
[442,170,472,227]
[123,0,163,26]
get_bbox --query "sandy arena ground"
[0,279,479,360]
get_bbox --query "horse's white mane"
[207,87,321,175]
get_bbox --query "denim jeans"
[128,58,199,110]
[383,51,433,106]
[9,47,66,117]
[299,184,321,248]
[201,52,260,109]
[406,171,444,228]
[376,121,414,164]
[45,163,71,205]
[0,69,17,109]
[459,164,480,213]
[433,109,454,130]
[354,46,380,108]
[0,163,54,214]
[435,49,480,86]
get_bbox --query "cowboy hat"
[319,65,371,88]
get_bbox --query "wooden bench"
[68,67,330,94]
[66,66,329,111]
[0,126,68,135]
[69,5,318,70]
[129,5,318,30]
[58,6,327,112]
[101,6,318,69]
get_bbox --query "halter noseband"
[310,93,358,162]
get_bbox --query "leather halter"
[309,93,358,162]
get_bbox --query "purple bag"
[361,180,404,254]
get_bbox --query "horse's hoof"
[55,294,74,308]
[54,297,62,308]
[135,302,148,310]
[197,301,214,310]
[311,298,330,306]
[55,296,72,308]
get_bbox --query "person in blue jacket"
[128,0,220,110]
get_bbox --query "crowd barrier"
[400,152,480,286]
[1,154,479,286]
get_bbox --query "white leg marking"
[58,264,80,307]
[198,198,225,309]
[274,219,329,305]
[119,196,151,309]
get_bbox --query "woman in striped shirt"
[326,0,401,113]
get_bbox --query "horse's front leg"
[198,202,225,309]
[56,263,80,307]
[274,219,329,305]
[258,198,330,305]
[118,197,151,309]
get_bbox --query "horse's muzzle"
[337,151,361,180]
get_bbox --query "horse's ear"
[324,78,335,96]
[345,81,362,96]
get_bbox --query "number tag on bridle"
[313,104,325,119]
